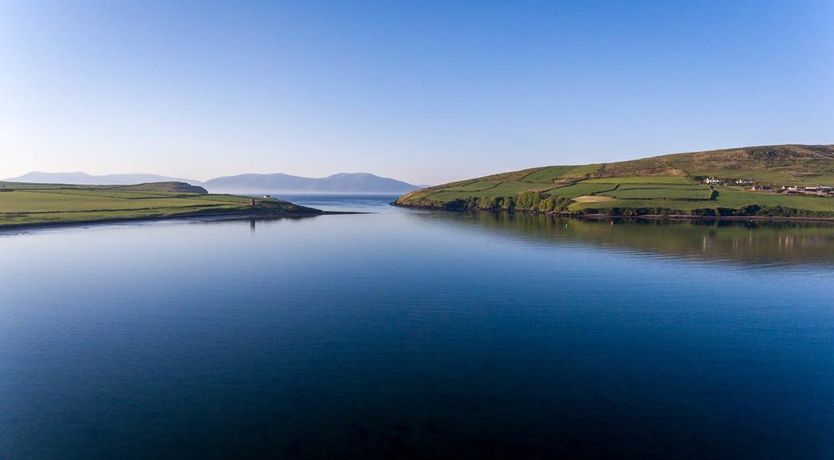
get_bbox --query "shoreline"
[392,202,834,224]
[575,213,834,224]
[0,209,366,233]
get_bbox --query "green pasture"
[600,188,712,200]
[0,182,318,227]
[569,189,834,214]
[582,176,696,185]
[549,183,617,198]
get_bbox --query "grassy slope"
[0,182,320,227]
[395,144,834,217]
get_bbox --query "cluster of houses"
[702,177,834,197]
[781,185,834,196]
[703,177,753,186]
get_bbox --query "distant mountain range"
[202,173,420,193]
[5,171,423,194]
[6,171,199,186]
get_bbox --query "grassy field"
[395,144,834,218]
[0,182,321,228]
[582,176,695,185]
[549,183,619,198]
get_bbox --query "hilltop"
[395,144,834,219]
[116,181,209,194]
[0,181,322,229]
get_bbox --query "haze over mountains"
[202,173,420,193]
[5,171,422,194]
[7,171,199,186]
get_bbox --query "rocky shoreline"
[392,201,834,224]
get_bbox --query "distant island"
[395,144,834,220]
[7,171,422,194]
[0,181,323,229]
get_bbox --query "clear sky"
[1,1,832,184]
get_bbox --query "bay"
[1,195,833,458]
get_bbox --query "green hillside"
[0,182,321,228]
[395,144,834,218]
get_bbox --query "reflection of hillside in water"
[420,211,834,266]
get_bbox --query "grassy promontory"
[0,181,322,229]
[395,144,834,219]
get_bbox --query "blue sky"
[1,1,832,184]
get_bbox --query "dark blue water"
[2,196,833,459]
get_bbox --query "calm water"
[2,195,834,459]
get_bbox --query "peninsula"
[395,144,834,219]
[0,181,323,229]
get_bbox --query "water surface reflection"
[418,211,834,267]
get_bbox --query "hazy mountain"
[203,172,421,194]
[6,171,201,186]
